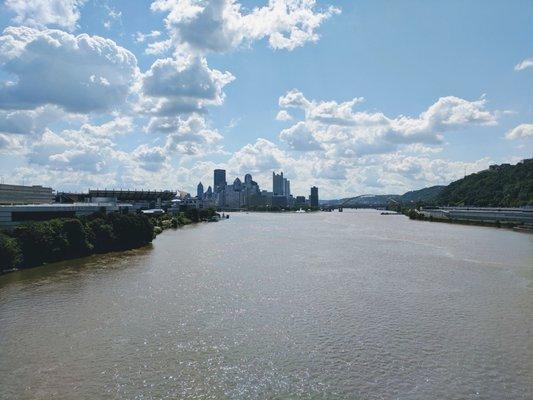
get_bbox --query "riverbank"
[0,208,220,274]
[406,209,533,232]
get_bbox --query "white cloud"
[133,144,169,172]
[0,105,75,135]
[279,121,322,151]
[134,30,162,43]
[28,129,107,173]
[5,0,85,31]
[0,133,23,152]
[103,4,122,30]
[150,0,340,54]
[162,114,224,156]
[67,117,133,138]
[505,123,533,140]
[139,55,234,115]
[276,110,293,121]
[514,58,533,71]
[228,138,287,174]
[278,90,498,156]
[0,27,138,113]
[26,117,134,173]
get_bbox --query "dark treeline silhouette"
[435,161,532,207]
[0,212,154,272]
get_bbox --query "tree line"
[0,212,154,272]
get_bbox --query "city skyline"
[195,168,317,208]
[0,1,531,199]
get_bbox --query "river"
[0,210,532,399]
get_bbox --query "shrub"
[12,223,50,267]
[107,213,154,250]
[87,218,115,253]
[0,232,22,271]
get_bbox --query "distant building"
[87,189,176,211]
[205,185,213,198]
[224,178,242,209]
[284,179,291,197]
[310,186,319,207]
[295,196,307,207]
[273,172,284,196]
[0,184,54,205]
[197,182,204,199]
[272,195,288,208]
[214,169,226,193]
[0,201,131,230]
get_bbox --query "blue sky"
[0,0,531,198]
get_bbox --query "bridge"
[321,195,401,210]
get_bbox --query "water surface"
[1,210,532,399]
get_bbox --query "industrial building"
[0,184,54,205]
[0,201,131,230]
[420,207,533,224]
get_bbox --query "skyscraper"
[284,179,290,197]
[273,171,284,195]
[310,186,319,207]
[197,182,204,199]
[214,169,226,193]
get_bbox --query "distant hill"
[334,159,532,208]
[399,185,445,204]
[435,160,532,207]
[342,194,400,207]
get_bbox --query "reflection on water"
[1,210,532,399]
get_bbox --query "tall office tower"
[284,179,291,197]
[244,173,253,185]
[310,186,319,207]
[214,169,226,193]
[197,182,204,199]
[273,171,284,195]
[205,186,213,198]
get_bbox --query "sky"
[0,0,531,199]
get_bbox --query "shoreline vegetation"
[0,208,220,274]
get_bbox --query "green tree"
[0,232,22,270]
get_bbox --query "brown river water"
[0,209,532,399]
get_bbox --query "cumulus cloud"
[505,123,533,140]
[0,105,75,135]
[4,0,85,31]
[134,30,162,43]
[279,121,323,151]
[67,117,133,138]
[28,129,107,173]
[26,117,134,173]
[162,114,224,156]
[139,55,234,115]
[276,110,293,121]
[514,58,533,71]
[0,133,23,152]
[0,27,138,113]
[228,138,288,174]
[222,137,493,198]
[278,90,498,156]
[133,144,168,171]
[150,0,340,54]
